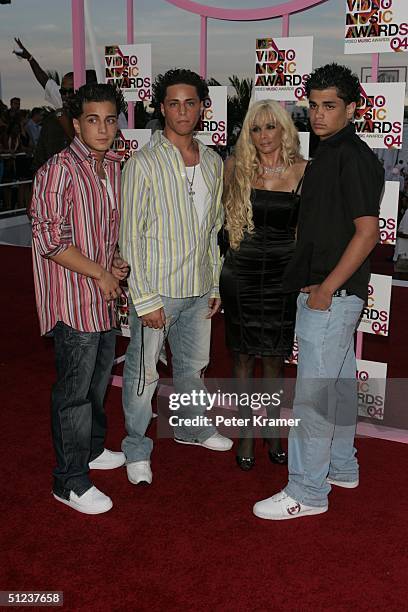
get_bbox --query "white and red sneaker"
[253,490,328,521]
[327,476,359,489]
[89,448,125,470]
[53,486,112,515]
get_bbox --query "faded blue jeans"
[285,292,364,507]
[51,322,116,499]
[122,293,217,463]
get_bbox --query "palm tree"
[208,75,253,146]
[227,75,253,144]
[228,76,253,120]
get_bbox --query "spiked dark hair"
[305,63,361,105]
[69,83,124,118]
[153,68,209,105]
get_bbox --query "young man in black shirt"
[253,63,384,520]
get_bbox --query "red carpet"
[1,245,407,611]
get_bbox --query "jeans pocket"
[296,295,331,343]
[301,293,331,313]
[339,304,363,349]
[302,301,331,314]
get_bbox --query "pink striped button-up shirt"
[31,137,122,335]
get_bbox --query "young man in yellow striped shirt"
[120,69,232,485]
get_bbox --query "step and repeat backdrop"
[110,0,407,428]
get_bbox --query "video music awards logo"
[114,132,140,162]
[105,44,151,101]
[345,0,408,52]
[379,215,396,244]
[254,37,312,101]
[114,289,130,335]
[357,368,384,419]
[378,210,397,244]
[112,130,151,163]
[379,182,398,245]
[195,87,227,147]
[355,84,403,148]
[285,336,299,366]
[197,96,226,146]
[362,283,388,335]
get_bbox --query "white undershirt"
[186,164,208,227]
[101,175,115,207]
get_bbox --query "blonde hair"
[224,99,301,249]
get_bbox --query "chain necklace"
[186,145,199,204]
[186,164,197,203]
[262,164,285,176]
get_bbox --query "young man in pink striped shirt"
[31,83,129,515]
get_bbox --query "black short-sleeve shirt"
[283,123,384,301]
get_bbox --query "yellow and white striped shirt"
[120,131,224,316]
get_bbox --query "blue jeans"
[122,293,216,462]
[285,292,364,507]
[51,322,116,499]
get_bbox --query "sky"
[0,0,407,108]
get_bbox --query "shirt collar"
[318,122,356,148]
[149,130,208,156]
[70,136,121,164]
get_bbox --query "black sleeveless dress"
[219,188,300,356]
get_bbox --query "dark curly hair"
[69,83,125,118]
[152,69,209,105]
[305,63,361,105]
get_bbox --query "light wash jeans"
[122,293,216,462]
[285,292,364,507]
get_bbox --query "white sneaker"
[53,486,112,514]
[174,432,233,451]
[89,448,126,470]
[327,476,359,489]
[126,460,152,485]
[253,491,328,521]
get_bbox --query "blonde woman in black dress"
[220,99,307,470]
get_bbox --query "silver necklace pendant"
[262,164,285,175]
[186,164,197,202]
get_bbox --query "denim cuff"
[53,479,92,500]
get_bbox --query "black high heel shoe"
[263,440,288,465]
[268,449,288,465]
[236,438,255,471]
[236,455,255,471]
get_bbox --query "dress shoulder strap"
[294,159,312,196]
